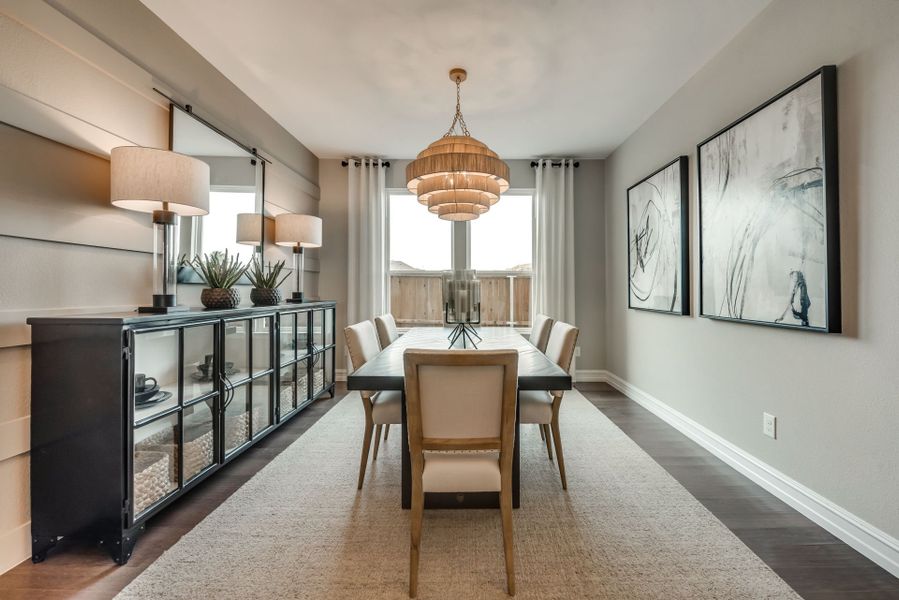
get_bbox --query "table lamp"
[274,214,322,303]
[111,147,210,313]
[236,213,263,256]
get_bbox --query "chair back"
[374,313,399,348]
[403,350,518,461]
[344,320,381,372]
[529,313,554,352]
[545,321,579,374]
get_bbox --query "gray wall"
[603,0,899,540]
[320,158,605,374]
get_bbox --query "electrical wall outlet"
[574,346,581,358]
[763,412,777,439]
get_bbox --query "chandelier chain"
[444,79,471,137]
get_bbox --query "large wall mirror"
[171,104,264,282]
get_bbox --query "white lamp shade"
[110,146,210,216]
[275,214,322,248]
[236,213,263,245]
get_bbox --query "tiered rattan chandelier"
[406,68,510,221]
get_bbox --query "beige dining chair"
[374,313,399,348]
[345,320,402,489]
[529,313,553,353]
[520,321,579,489]
[404,349,518,597]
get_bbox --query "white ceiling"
[141,0,770,159]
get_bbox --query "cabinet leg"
[31,535,58,563]
[100,524,145,565]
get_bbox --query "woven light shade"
[406,69,509,221]
[425,191,490,215]
[435,204,483,221]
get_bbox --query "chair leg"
[357,420,374,490]
[409,475,424,597]
[550,418,567,490]
[542,424,554,461]
[384,424,390,441]
[500,479,516,596]
[538,424,545,441]
[373,424,383,460]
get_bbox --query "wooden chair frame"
[403,349,519,597]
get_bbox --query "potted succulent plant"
[190,250,248,309]
[246,258,289,306]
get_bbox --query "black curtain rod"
[153,87,272,164]
[531,160,580,168]
[341,160,391,168]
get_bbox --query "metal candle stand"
[443,270,482,349]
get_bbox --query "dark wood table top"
[346,326,572,392]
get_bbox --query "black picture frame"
[626,156,690,315]
[697,66,840,333]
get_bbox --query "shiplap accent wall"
[0,0,319,573]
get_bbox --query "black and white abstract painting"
[698,66,840,332]
[627,156,689,314]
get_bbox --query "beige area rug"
[116,390,799,599]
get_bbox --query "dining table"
[346,326,572,509]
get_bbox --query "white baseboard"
[574,369,608,382]
[336,369,347,383]
[0,521,29,575]
[599,370,899,579]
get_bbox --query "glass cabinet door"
[252,317,272,376]
[279,313,296,366]
[324,350,333,389]
[133,413,179,517]
[224,320,250,383]
[133,329,179,425]
[251,376,272,437]
[312,310,324,350]
[278,364,296,419]
[183,324,217,403]
[324,308,334,347]
[297,358,309,406]
[297,311,309,356]
[224,384,250,454]
[183,399,215,481]
[312,352,325,397]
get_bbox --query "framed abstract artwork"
[627,156,690,315]
[698,66,841,333]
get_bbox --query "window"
[389,191,533,327]
[389,193,452,271]
[200,190,257,263]
[471,194,533,272]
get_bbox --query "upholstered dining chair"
[374,313,399,348]
[529,313,554,353]
[404,349,518,597]
[520,321,579,489]
[344,320,401,489]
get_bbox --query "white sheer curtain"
[533,159,576,327]
[347,159,389,325]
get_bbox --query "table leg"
[401,390,411,509]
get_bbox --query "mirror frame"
[168,103,267,284]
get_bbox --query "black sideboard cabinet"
[27,301,336,564]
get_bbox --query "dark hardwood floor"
[1,382,896,599]
[0,389,346,600]
[578,382,899,600]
